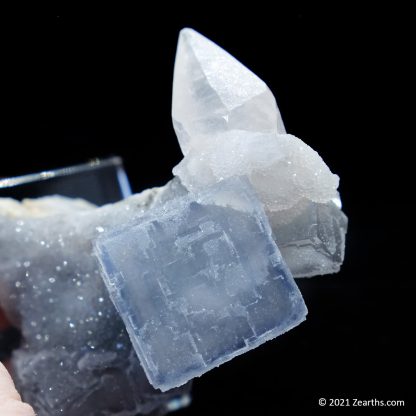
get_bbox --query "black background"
[1,4,413,415]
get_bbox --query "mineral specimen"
[0,26,347,415]
[95,177,307,391]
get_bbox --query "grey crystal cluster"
[0,28,347,414]
[0,185,191,415]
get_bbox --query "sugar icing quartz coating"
[172,28,347,276]
[95,177,307,391]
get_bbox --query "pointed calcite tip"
[172,28,286,155]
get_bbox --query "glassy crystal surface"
[0,182,191,416]
[171,29,347,277]
[95,177,307,391]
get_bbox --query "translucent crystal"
[171,29,347,277]
[95,177,307,391]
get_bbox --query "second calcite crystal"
[95,177,307,391]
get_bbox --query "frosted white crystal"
[0,184,191,416]
[171,29,347,277]
[172,28,286,155]
[95,177,307,391]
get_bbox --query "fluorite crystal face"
[95,178,307,391]
[270,198,348,277]
[0,27,347,415]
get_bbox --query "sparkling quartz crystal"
[95,177,307,391]
[172,28,347,276]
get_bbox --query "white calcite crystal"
[0,186,191,416]
[95,177,307,391]
[172,29,286,155]
[172,28,347,276]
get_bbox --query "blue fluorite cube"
[95,177,307,391]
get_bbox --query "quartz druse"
[0,27,347,414]
[0,188,191,416]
